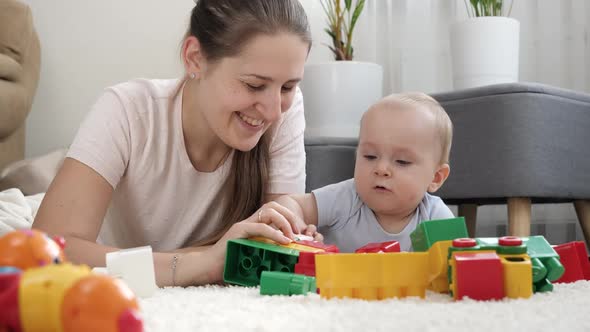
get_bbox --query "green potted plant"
[321,0,365,61]
[301,0,383,138]
[450,0,520,89]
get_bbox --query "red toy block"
[294,251,317,277]
[553,241,590,283]
[295,240,340,253]
[355,241,401,253]
[453,252,505,301]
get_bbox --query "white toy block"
[294,234,314,242]
[106,246,158,298]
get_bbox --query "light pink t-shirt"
[67,79,306,251]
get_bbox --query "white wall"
[24,0,332,158]
[25,0,193,157]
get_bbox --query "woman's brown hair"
[185,0,311,245]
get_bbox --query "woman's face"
[195,32,309,151]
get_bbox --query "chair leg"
[458,204,477,238]
[507,197,531,237]
[574,200,590,247]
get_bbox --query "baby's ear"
[427,163,450,193]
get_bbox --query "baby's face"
[354,103,441,218]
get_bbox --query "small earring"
[189,73,196,79]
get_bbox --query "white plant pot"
[450,17,520,90]
[301,61,383,137]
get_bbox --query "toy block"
[446,237,534,299]
[521,236,564,292]
[224,239,300,287]
[294,251,317,277]
[449,252,505,301]
[553,241,590,283]
[475,236,528,256]
[500,254,533,299]
[315,252,430,300]
[259,271,316,296]
[453,236,560,293]
[294,240,340,253]
[426,240,454,293]
[355,241,400,253]
[410,217,468,252]
[249,236,326,253]
[105,246,158,298]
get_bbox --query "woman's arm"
[34,158,297,287]
[33,158,184,286]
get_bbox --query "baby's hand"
[299,225,324,243]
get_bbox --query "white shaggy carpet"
[140,281,590,332]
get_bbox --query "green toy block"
[521,236,564,292]
[475,238,528,255]
[223,239,300,287]
[259,271,316,296]
[411,217,469,251]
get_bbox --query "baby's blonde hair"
[378,92,453,165]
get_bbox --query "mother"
[33,0,312,287]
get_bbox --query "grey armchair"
[304,82,590,247]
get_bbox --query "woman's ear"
[181,36,206,79]
[427,163,450,193]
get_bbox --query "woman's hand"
[204,201,304,282]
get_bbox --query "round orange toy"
[62,275,143,332]
[0,229,66,270]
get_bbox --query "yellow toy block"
[426,240,453,293]
[500,254,533,299]
[315,252,430,300]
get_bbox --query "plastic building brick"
[553,241,590,283]
[355,241,400,253]
[105,246,158,298]
[426,240,454,293]
[294,240,340,253]
[516,236,564,292]
[224,238,301,286]
[315,252,430,300]
[294,234,315,242]
[410,217,469,252]
[446,236,534,300]
[501,253,533,299]
[449,252,505,301]
[447,237,534,299]
[259,271,316,296]
[294,251,318,277]
[249,236,327,253]
[0,229,66,270]
[0,264,143,332]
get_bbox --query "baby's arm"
[274,193,319,237]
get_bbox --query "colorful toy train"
[0,229,143,332]
[222,217,584,301]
